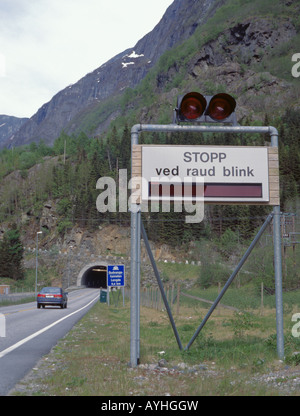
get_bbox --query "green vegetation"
[11,289,300,396]
[0,111,299,290]
[0,224,24,280]
[2,109,298,229]
[0,265,58,306]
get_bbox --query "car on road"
[37,287,68,309]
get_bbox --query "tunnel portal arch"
[77,263,108,288]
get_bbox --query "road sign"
[134,145,279,204]
[107,265,125,287]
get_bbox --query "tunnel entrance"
[77,264,107,288]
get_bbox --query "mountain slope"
[4,0,223,148]
[111,0,300,127]
[0,115,28,147]
[3,0,300,149]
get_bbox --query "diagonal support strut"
[185,213,274,350]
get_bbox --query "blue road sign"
[107,265,125,287]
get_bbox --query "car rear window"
[40,287,61,294]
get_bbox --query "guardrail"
[0,292,35,303]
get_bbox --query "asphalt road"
[0,288,99,396]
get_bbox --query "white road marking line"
[0,294,99,359]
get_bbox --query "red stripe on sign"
[149,182,262,198]
[204,183,262,198]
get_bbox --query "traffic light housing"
[175,92,237,125]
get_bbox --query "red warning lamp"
[207,93,236,121]
[175,92,237,125]
[179,92,207,120]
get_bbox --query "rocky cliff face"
[136,15,298,125]
[0,115,28,148]
[4,0,222,148]
[185,18,298,121]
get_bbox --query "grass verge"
[10,293,300,396]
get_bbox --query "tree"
[120,124,131,170]
[0,224,24,280]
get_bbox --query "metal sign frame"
[130,123,283,368]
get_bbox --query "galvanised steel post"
[271,128,285,360]
[137,208,141,362]
[130,127,140,367]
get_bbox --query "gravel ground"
[246,365,300,394]
[7,351,300,396]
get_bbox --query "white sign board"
[142,146,269,203]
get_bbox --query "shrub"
[198,262,231,289]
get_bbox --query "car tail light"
[38,294,45,298]
[54,294,62,298]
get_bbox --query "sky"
[0,0,174,118]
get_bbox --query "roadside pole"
[271,130,284,360]
[130,126,140,367]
